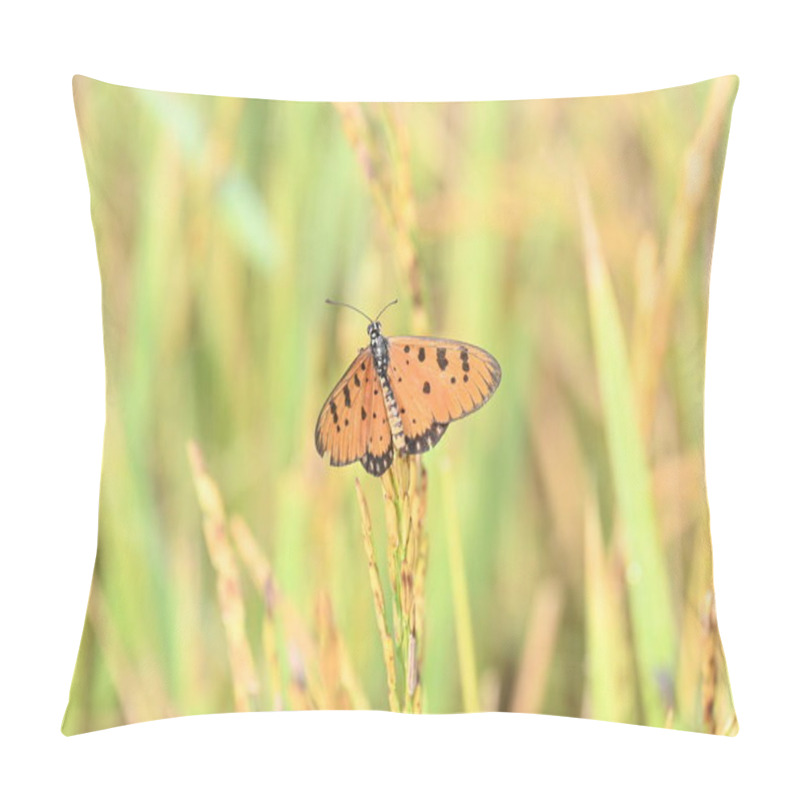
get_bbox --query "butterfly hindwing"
[315,348,391,469]
[386,337,501,455]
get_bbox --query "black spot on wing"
[361,447,394,476]
[437,348,448,371]
[403,423,448,455]
[343,385,351,407]
[417,347,426,362]
[423,381,431,394]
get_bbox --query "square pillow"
[64,75,737,735]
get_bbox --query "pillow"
[64,75,738,735]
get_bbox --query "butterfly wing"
[315,348,394,475]
[386,337,501,455]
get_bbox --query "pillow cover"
[64,75,738,735]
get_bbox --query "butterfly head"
[326,298,397,348]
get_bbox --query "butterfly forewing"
[315,349,390,468]
[314,348,380,466]
[386,337,501,454]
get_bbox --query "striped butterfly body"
[315,300,501,477]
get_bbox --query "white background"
[2,1,798,797]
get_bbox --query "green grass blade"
[578,177,677,726]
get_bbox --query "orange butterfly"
[315,300,501,476]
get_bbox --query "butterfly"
[315,299,502,476]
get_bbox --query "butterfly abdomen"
[371,328,407,456]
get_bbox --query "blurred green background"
[64,75,737,734]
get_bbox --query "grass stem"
[355,477,400,712]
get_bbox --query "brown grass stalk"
[383,455,429,712]
[353,454,429,713]
[228,515,284,711]
[231,513,366,711]
[355,477,400,712]
[334,102,429,332]
[186,440,259,712]
[511,577,564,714]
[634,76,738,436]
[700,590,719,734]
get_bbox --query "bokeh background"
[64,75,737,735]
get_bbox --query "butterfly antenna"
[325,299,374,324]
[375,298,398,321]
